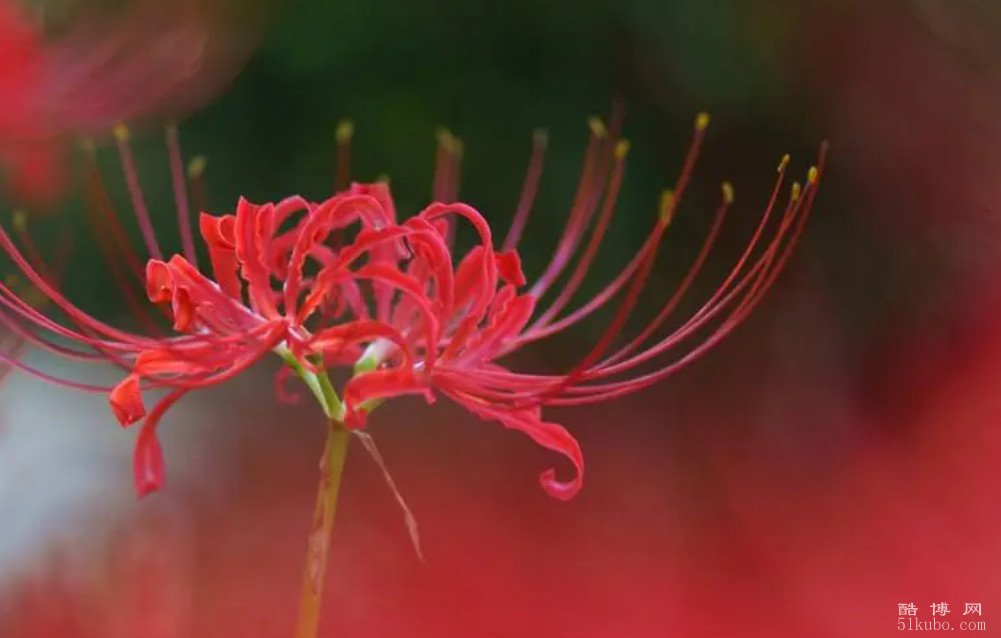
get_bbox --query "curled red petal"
[132,389,186,498]
[133,419,164,498]
[198,213,242,299]
[447,393,584,500]
[170,286,195,332]
[146,254,260,334]
[109,374,145,426]
[145,260,172,303]
[496,249,527,287]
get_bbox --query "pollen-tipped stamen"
[516,113,712,344]
[528,115,617,298]
[561,150,826,396]
[433,127,465,247]
[501,129,548,252]
[334,119,354,193]
[598,183,734,369]
[531,138,630,328]
[165,124,198,268]
[597,151,790,370]
[186,154,209,214]
[114,123,163,260]
[80,141,166,333]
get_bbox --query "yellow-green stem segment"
[294,421,350,638]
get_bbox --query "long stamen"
[0,348,114,392]
[555,155,826,401]
[502,129,548,251]
[81,140,146,281]
[0,222,153,345]
[531,139,630,328]
[528,116,610,298]
[433,127,463,203]
[114,124,163,260]
[328,120,356,250]
[433,128,464,247]
[0,306,109,362]
[10,211,53,282]
[521,189,676,404]
[682,154,791,328]
[522,111,709,338]
[599,172,807,381]
[598,153,790,369]
[334,119,354,193]
[165,124,197,267]
[80,140,164,333]
[187,155,209,215]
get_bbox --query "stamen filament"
[166,124,198,267]
[114,124,164,260]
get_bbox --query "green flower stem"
[294,420,350,638]
[275,345,344,420]
[274,345,350,637]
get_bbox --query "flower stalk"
[294,420,350,638]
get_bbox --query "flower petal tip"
[109,376,145,426]
[539,468,582,501]
[133,426,164,498]
[496,250,527,287]
[134,476,162,498]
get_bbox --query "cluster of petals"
[0,111,824,500]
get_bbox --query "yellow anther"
[807,166,819,184]
[375,173,391,184]
[452,137,465,159]
[614,139,631,159]
[721,181,735,204]
[790,182,802,202]
[695,112,710,131]
[187,155,207,179]
[533,128,549,149]
[12,210,27,232]
[336,119,354,144]
[436,126,453,144]
[587,116,607,139]
[436,127,462,155]
[112,123,130,142]
[778,153,790,172]
[658,189,675,224]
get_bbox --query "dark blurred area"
[2,0,1001,636]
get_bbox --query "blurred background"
[2,0,1001,636]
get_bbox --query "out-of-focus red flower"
[0,0,260,205]
[0,112,824,505]
[0,0,57,203]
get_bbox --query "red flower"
[0,113,824,503]
[308,115,825,500]
[0,0,259,205]
[0,0,57,202]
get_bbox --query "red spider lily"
[0,113,824,506]
[0,0,259,205]
[310,115,826,500]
